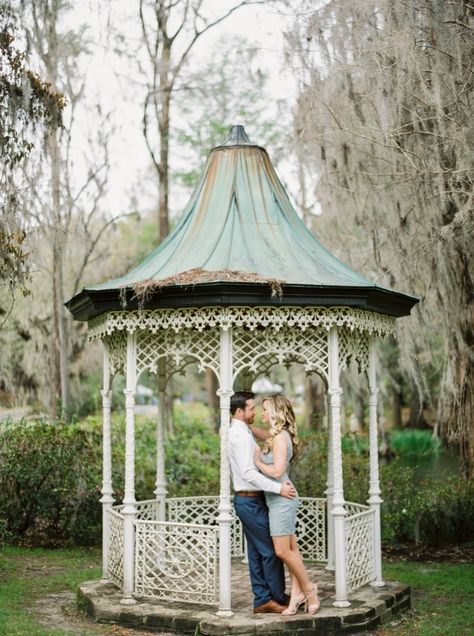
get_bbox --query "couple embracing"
[228,391,320,615]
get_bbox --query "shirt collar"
[231,418,252,433]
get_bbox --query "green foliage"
[0,407,219,547]
[291,432,473,547]
[1,413,471,549]
[0,418,102,546]
[389,428,441,456]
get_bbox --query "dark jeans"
[233,494,286,607]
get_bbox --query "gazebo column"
[367,336,385,588]
[121,331,137,604]
[328,327,350,607]
[99,342,114,580]
[216,326,234,617]
[154,358,167,522]
[325,387,335,571]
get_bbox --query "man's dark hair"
[230,391,255,415]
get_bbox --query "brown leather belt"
[234,490,262,497]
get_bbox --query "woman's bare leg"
[273,535,319,611]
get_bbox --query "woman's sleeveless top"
[259,429,293,484]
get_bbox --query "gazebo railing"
[296,497,327,561]
[167,496,244,558]
[106,495,335,605]
[134,518,219,604]
[107,507,125,587]
[344,502,375,593]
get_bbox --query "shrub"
[0,408,220,547]
[389,428,441,456]
[0,418,103,546]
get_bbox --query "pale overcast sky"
[68,1,297,219]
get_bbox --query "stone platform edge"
[77,580,411,635]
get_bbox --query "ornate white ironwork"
[105,331,126,375]
[233,325,329,381]
[295,497,327,561]
[167,496,244,558]
[134,520,218,604]
[339,328,369,372]
[345,507,375,593]
[135,499,161,521]
[135,329,221,381]
[89,306,396,341]
[107,508,124,588]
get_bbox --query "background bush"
[0,408,220,547]
[0,414,472,549]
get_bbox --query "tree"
[287,1,474,475]
[137,0,267,242]
[16,0,115,415]
[0,1,64,300]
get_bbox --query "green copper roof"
[66,125,418,320]
[88,127,374,290]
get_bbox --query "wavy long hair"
[262,394,299,460]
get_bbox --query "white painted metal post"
[216,326,234,617]
[100,341,114,580]
[121,331,137,604]
[325,389,335,571]
[154,358,167,522]
[368,336,385,588]
[328,327,350,607]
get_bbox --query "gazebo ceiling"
[66,125,418,321]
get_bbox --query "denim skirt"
[264,492,299,536]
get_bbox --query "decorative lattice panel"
[233,326,329,382]
[339,329,369,373]
[345,508,375,592]
[136,328,221,382]
[107,508,124,587]
[167,496,244,558]
[134,520,218,604]
[105,332,127,375]
[135,499,161,521]
[296,497,327,561]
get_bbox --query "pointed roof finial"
[220,124,253,147]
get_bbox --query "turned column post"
[368,336,385,588]
[100,341,114,580]
[216,326,234,617]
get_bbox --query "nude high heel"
[281,591,306,616]
[304,585,320,615]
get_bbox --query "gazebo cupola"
[67,125,418,615]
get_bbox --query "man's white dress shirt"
[228,418,281,494]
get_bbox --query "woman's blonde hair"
[262,394,299,459]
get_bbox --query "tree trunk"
[205,368,220,432]
[47,88,69,417]
[304,375,318,431]
[158,37,171,241]
[438,248,474,478]
[390,384,402,429]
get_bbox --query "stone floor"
[78,561,411,635]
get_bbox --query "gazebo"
[66,125,418,616]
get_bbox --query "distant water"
[391,448,460,483]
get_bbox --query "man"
[228,391,297,614]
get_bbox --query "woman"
[252,395,320,616]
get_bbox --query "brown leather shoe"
[253,599,288,614]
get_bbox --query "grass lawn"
[377,560,474,636]
[0,547,473,635]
